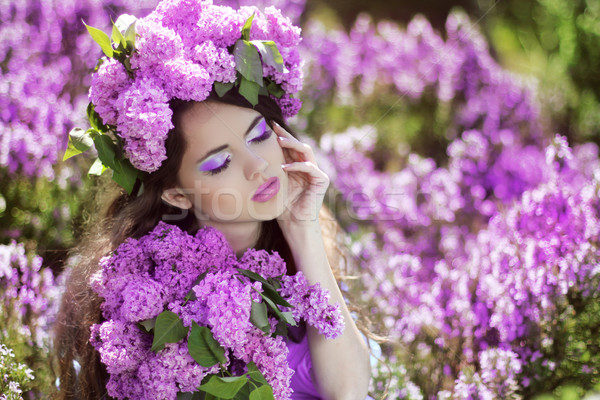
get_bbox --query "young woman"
[54,2,371,399]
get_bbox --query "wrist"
[278,218,320,241]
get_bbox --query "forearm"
[282,222,371,400]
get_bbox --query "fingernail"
[281,163,289,169]
[278,136,286,141]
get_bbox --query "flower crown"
[64,0,303,194]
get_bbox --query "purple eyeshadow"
[248,119,270,142]
[199,154,229,172]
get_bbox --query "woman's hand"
[273,124,371,399]
[274,123,329,229]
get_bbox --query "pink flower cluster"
[88,0,303,173]
[90,222,343,399]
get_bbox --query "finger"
[282,161,330,185]
[272,122,295,140]
[277,136,316,163]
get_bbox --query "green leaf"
[238,76,260,106]
[138,317,156,333]
[236,268,268,285]
[233,382,252,400]
[124,20,137,49]
[84,21,114,58]
[258,86,269,97]
[272,319,288,337]
[241,14,255,42]
[177,392,204,400]
[266,81,285,99]
[88,157,107,176]
[86,103,108,131]
[237,269,292,308]
[112,158,139,195]
[233,40,263,86]
[262,284,292,308]
[214,81,234,97]
[111,21,126,48]
[261,294,296,326]
[249,385,275,400]
[93,134,118,170]
[188,322,226,367]
[246,362,269,386]
[250,299,270,334]
[93,57,105,72]
[63,128,94,160]
[250,40,285,73]
[200,375,247,399]
[151,311,188,352]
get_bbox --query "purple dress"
[287,324,322,399]
[287,324,373,400]
[287,324,323,399]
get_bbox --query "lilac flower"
[91,221,343,399]
[0,0,156,178]
[90,319,152,375]
[192,269,254,348]
[121,277,165,322]
[217,0,306,25]
[0,241,57,346]
[280,272,345,339]
[88,0,303,173]
[239,248,286,278]
[114,77,173,172]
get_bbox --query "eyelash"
[206,156,231,175]
[205,123,272,175]
[249,126,272,144]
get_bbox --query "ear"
[161,187,193,210]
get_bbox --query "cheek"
[194,178,247,220]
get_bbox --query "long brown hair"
[52,90,354,399]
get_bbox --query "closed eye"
[206,156,231,175]
[247,119,272,144]
[199,153,231,175]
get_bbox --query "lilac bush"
[0,241,62,396]
[318,126,600,396]
[302,11,541,140]
[0,0,157,179]
[308,12,599,396]
[0,344,35,400]
[0,241,58,346]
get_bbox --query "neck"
[203,220,262,257]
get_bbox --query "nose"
[243,148,269,181]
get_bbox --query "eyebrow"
[196,116,264,164]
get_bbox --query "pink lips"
[252,177,280,202]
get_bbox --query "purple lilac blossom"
[215,0,306,25]
[0,0,156,178]
[318,127,600,396]
[280,272,345,339]
[89,0,303,173]
[0,241,58,347]
[90,221,343,399]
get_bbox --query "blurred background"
[1,0,599,398]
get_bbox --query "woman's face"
[164,101,289,225]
